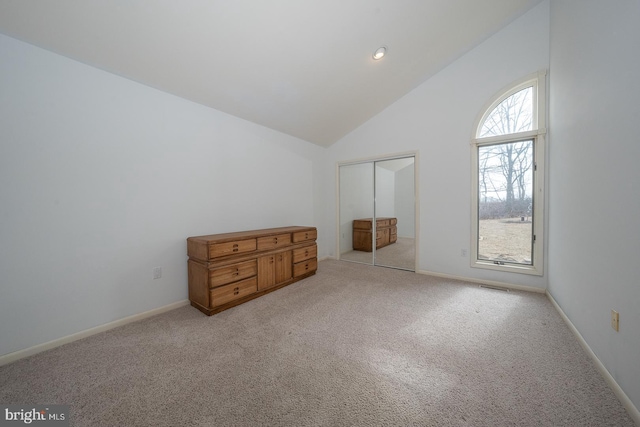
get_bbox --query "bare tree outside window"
[477,87,534,265]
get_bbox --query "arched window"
[471,71,546,275]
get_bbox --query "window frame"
[470,70,547,276]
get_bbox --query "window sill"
[471,260,543,276]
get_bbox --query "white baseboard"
[546,292,640,425]
[417,269,546,294]
[0,300,190,367]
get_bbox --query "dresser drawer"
[209,239,256,259]
[210,277,257,307]
[257,233,291,250]
[376,219,390,228]
[292,245,317,264]
[293,258,317,277]
[210,260,257,287]
[353,219,373,231]
[292,229,317,243]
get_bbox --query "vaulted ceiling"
[0,0,543,146]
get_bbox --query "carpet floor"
[0,259,635,426]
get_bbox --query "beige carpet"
[0,260,635,426]
[341,237,415,270]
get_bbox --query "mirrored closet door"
[338,156,416,271]
[339,162,374,266]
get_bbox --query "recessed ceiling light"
[373,46,387,60]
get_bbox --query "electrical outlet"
[611,310,619,332]
[153,267,162,280]
[461,249,467,258]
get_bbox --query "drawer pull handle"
[305,250,308,256]
[233,287,240,295]
[233,244,238,248]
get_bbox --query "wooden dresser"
[187,226,317,316]
[352,218,397,252]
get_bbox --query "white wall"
[548,0,640,411]
[0,33,323,357]
[321,1,550,289]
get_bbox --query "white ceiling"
[0,0,543,147]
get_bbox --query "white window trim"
[470,70,546,276]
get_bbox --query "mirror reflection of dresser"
[352,217,397,252]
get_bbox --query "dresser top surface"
[188,226,316,243]
[353,217,395,222]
